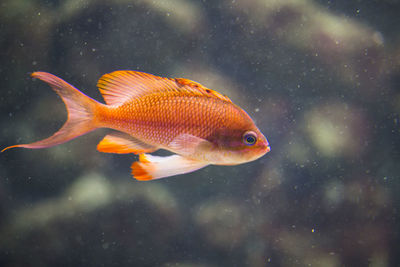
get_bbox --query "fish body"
[3,71,270,180]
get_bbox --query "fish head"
[209,126,270,165]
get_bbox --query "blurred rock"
[323,180,345,211]
[223,0,386,95]
[193,198,250,250]
[251,161,285,203]
[274,229,341,267]
[303,102,367,158]
[0,172,181,266]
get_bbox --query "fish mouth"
[250,138,270,161]
[249,141,270,162]
[262,137,271,153]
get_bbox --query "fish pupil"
[246,136,255,143]
[243,132,257,146]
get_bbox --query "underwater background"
[1,0,399,266]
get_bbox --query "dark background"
[1,0,399,266]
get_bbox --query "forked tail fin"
[2,72,100,152]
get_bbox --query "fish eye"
[243,131,257,146]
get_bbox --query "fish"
[2,71,270,180]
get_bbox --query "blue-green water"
[1,0,399,266]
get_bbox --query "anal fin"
[97,132,157,154]
[131,154,208,181]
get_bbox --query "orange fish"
[2,71,270,180]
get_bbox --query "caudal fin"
[2,72,100,152]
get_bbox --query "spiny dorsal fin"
[97,71,232,106]
[174,78,232,102]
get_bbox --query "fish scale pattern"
[98,92,249,148]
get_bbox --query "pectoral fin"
[131,154,208,181]
[168,134,213,156]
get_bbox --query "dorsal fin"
[174,78,232,102]
[97,70,232,106]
